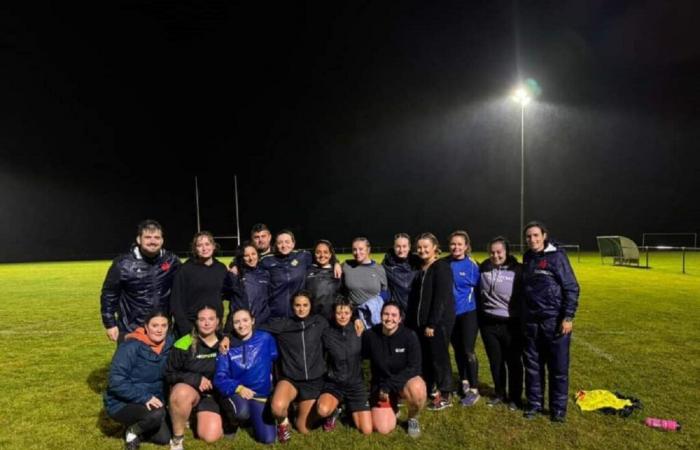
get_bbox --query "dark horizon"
[1,1,699,262]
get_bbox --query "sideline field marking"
[574,336,616,362]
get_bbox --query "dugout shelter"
[596,235,641,266]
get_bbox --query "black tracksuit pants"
[110,404,171,444]
[480,314,524,403]
[419,319,454,396]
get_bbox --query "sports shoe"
[523,406,542,420]
[125,436,140,450]
[407,418,421,438]
[508,401,520,411]
[427,393,452,411]
[323,408,341,432]
[487,396,504,407]
[277,422,291,443]
[124,427,140,450]
[550,412,566,424]
[169,435,184,450]
[460,390,480,407]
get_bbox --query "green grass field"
[1,252,698,449]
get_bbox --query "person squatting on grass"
[258,291,329,443]
[446,230,482,407]
[104,311,173,450]
[165,305,224,449]
[170,232,228,339]
[521,221,580,423]
[381,233,421,313]
[342,237,389,328]
[363,301,426,437]
[478,236,525,409]
[214,309,278,444]
[316,297,373,435]
[406,233,456,412]
[100,220,180,343]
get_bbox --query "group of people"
[100,219,580,449]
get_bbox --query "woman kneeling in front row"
[104,311,172,450]
[166,305,226,449]
[316,297,373,434]
[364,301,426,437]
[214,309,278,444]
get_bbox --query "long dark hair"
[312,239,338,267]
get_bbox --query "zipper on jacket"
[301,320,309,380]
[417,270,427,326]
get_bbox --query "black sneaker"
[125,436,140,450]
[523,407,542,420]
[550,413,566,424]
[487,397,504,407]
[124,427,140,450]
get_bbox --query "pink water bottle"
[644,417,681,431]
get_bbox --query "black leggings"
[451,310,479,387]
[480,316,524,402]
[110,404,171,444]
[419,321,454,396]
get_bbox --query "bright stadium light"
[511,81,537,251]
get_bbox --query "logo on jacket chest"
[395,348,405,353]
[161,261,171,272]
[291,259,299,267]
[537,259,548,270]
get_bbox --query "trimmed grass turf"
[0,252,698,449]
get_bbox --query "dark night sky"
[1,1,699,262]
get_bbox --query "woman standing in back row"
[342,237,388,328]
[446,230,481,406]
[406,233,455,411]
[478,236,524,409]
[382,233,421,313]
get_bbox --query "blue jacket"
[381,251,421,311]
[214,330,278,398]
[522,242,580,321]
[260,251,312,319]
[223,266,271,330]
[448,256,480,315]
[103,334,174,416]
[100,246,181,332]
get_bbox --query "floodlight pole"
[520,103,525,251]
[511,86,531,253]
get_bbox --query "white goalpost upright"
[194,176,242,252]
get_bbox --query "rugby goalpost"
[194,176,241,253]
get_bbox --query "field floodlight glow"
[512,87,532,106]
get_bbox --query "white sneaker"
[407,418,421,438]
[169,435,184,450]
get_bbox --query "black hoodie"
[260,314,328,381]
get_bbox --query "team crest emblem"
[537,260,548,270]
[161,262,171,271]
[291,259,299,267]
